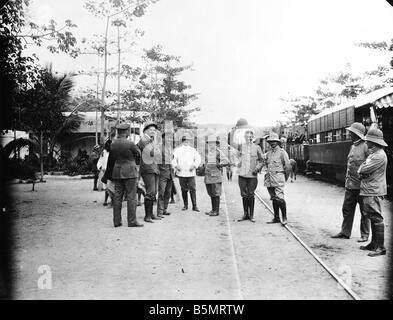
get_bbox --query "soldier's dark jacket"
[104,137,141,181]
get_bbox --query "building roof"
[308,86,393,122]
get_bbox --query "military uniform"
[138,122,160,223]
[358,128,388,257]
[332,122,370,240]
[237,136,264,222]
[204,138,230,216]
[104,123,142,227]
[157,133,174,217]
[264,133,291,224]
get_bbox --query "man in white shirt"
[172,134,202,212]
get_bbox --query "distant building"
[0,130,29,159]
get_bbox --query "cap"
[116,123,130,130]
[143,121,158,132]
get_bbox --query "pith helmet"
[235,118,249,128]
[346,122,365,139]
[364,128,387,147]
[143,121,157,132]
[267,132,280,142]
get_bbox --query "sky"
[26,0,393,127]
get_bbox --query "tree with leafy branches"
[84,0,159,141]
[132,45,200,128]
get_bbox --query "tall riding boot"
[113,201,122,227]
[127,199,143,227]
[368,222,386,257]
[360,223,376,251]
[279,199,287,225]
[144,199,154,223]
[238,197,249,221]
[210,196,220,216]
[267,200,280,224]
[249,196,255,222]
[181,190,188,210]
[151,197,161,220]
[205,197,214,215]
[190,191,200,212]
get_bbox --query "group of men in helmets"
[101,117,388,258]
[331,122,388,257]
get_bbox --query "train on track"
[283,87,393,194]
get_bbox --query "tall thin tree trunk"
[117,26,121,123]
[100,16,110,144]
[40,125,44,182]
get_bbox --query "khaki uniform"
[263,145,291,201]
[339,140,370,238]
[358,147,387,224]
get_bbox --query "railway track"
[254,190,361,300]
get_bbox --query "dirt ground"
[8,173,391,299]
[256,173,392,300]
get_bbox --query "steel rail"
[254,191,361,301]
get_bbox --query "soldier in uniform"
[358,128,388,257]
[103,123,143,228]
[264,132,291,225]
[172,134,201,212]
[331,122,370,241]
[138,122,161,223]
[204,137,231,216]
[157,131,174,218]
[237,129,264,223]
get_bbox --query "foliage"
[121,45,200,128]
[63,149,93,176]
[0,0,78,130]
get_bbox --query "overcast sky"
[26,0,393,127]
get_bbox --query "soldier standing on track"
[172,134,201,212]
[103,123,143,228]
[204,137,231,216]
[138,122,161,223]
[157,132,174,218]
[358,128,388,257]
[264,132,291,225]
[331,122,370,241]
[237,129,263,223]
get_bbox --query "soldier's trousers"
[238,176,258,198]
[157,176,173,214]
[341,188,370,238]
[113,178,138,226]
[206,183,222,197]
[267,186,284,201]
[179,176,196,192]
[359,196,384,224]
[141,173,159,201]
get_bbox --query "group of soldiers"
[97,119,388,258]
[331,122,388,257]
[97,120,292,228]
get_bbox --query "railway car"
[305,87,393,192]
